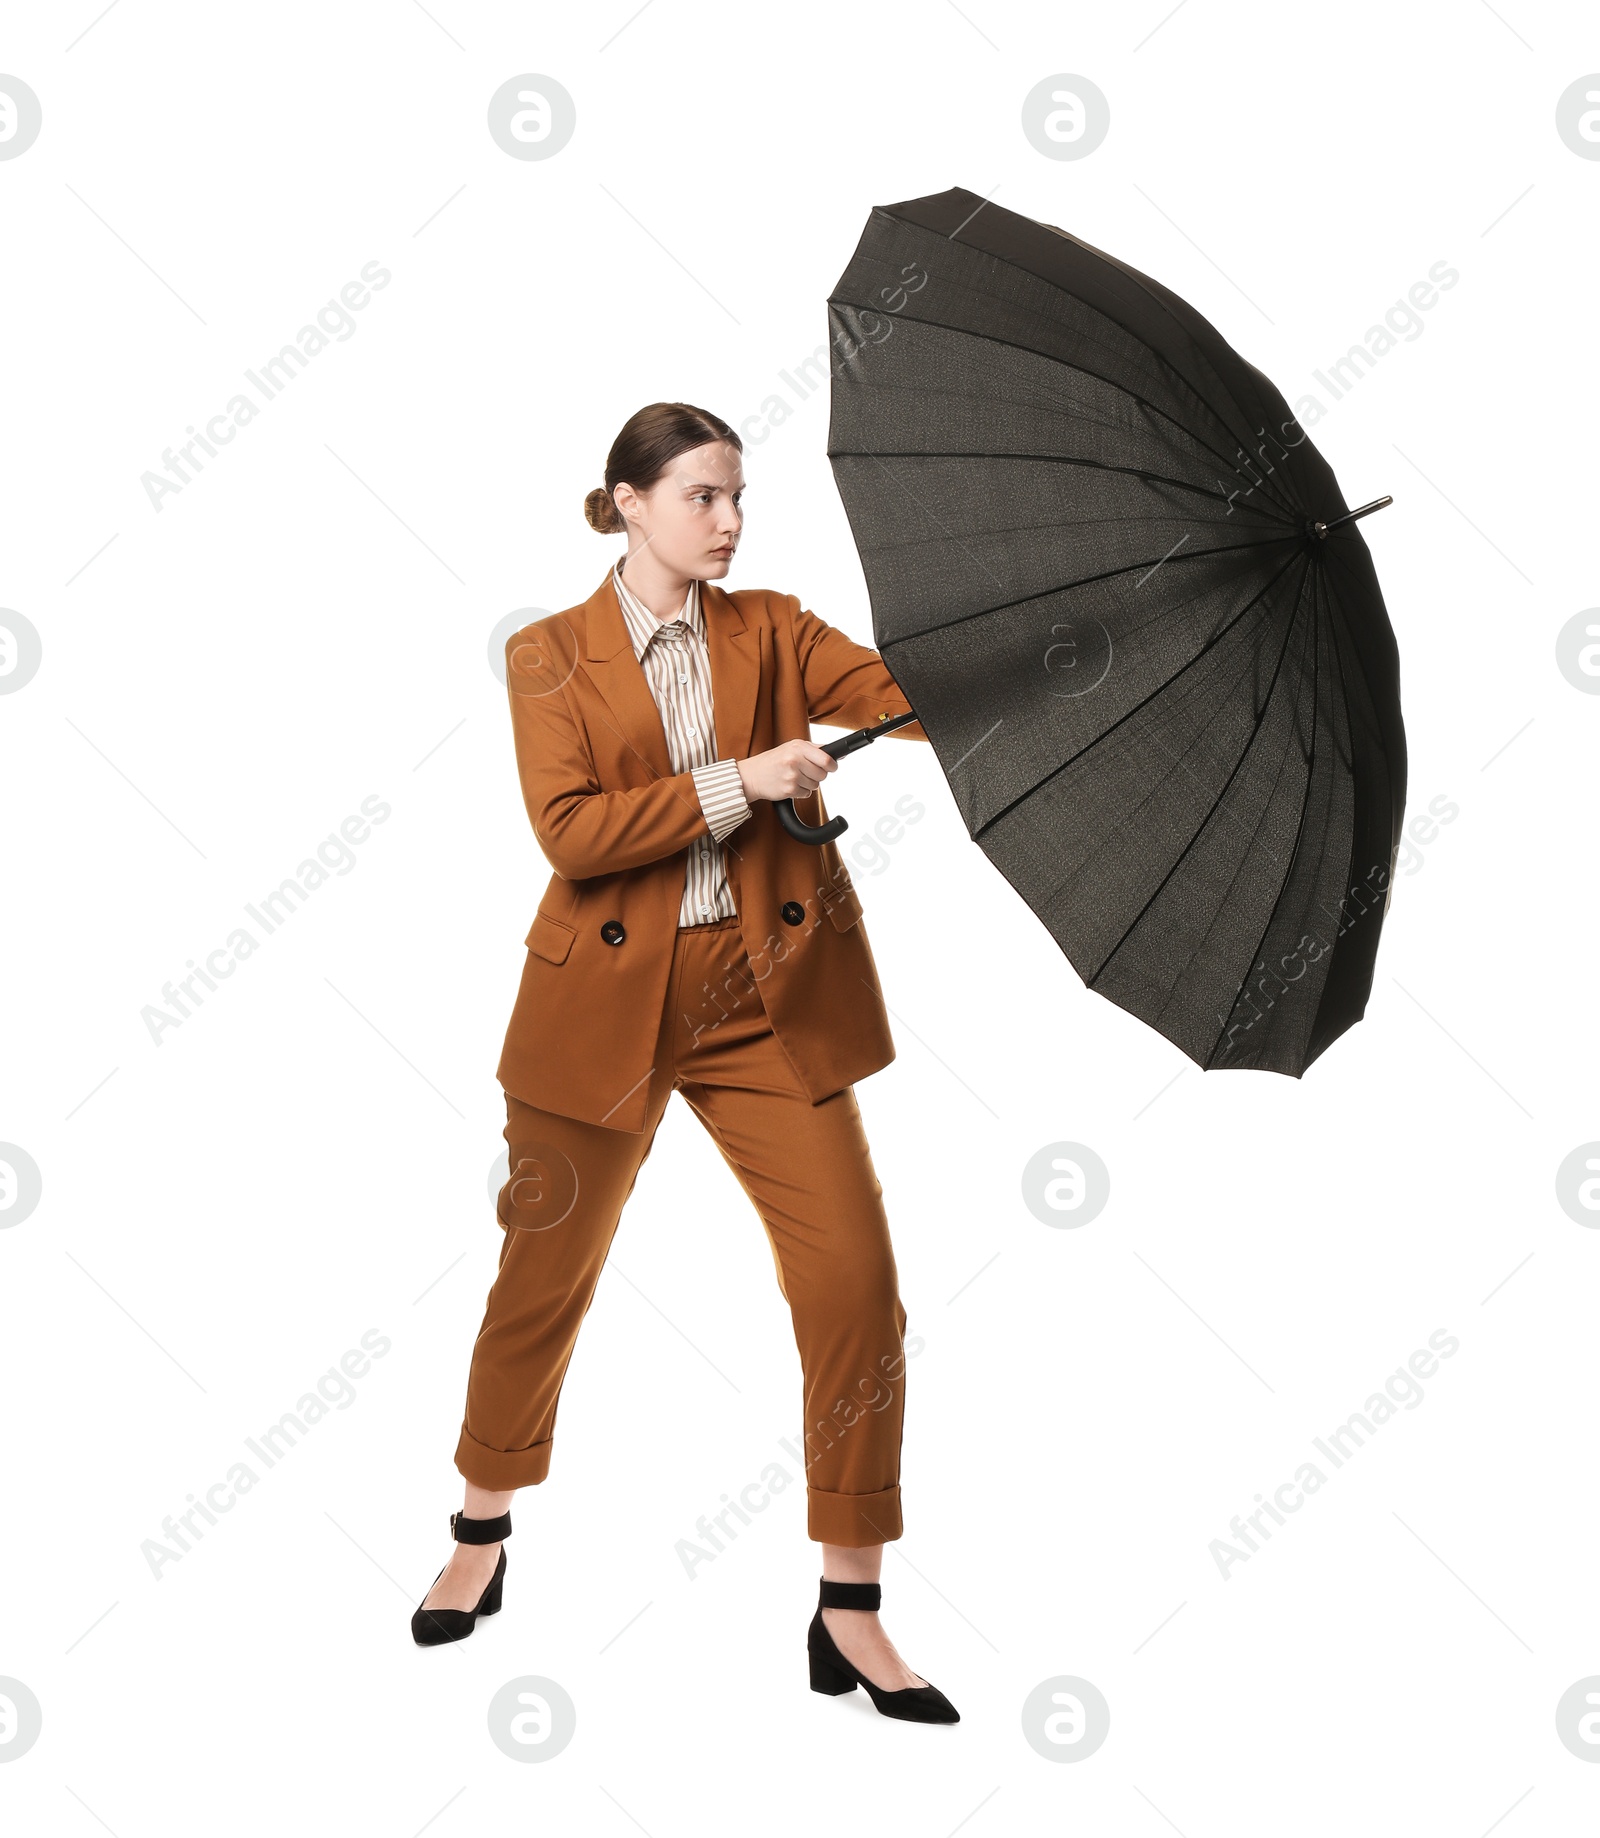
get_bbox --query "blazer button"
[780,901,805,926]
[600,919,626,945]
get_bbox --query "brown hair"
[583,401,742,535]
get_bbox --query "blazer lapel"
[701,577,760,767]
[581,568,674,783]
[582,567,760,782]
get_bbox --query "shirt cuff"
[692,757,752,843]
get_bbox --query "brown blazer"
[496,566,930,1133]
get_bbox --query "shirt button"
[700,843,710,856]
[686,725,697,736]
[677,673,688,685]
[699,903,713,916]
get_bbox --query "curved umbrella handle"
[775,795,849,844]
[771,710,921,847]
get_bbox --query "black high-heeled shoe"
[411,1509,511,1647]
[807,1576,960,1723]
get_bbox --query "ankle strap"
[451,1509,511,1545]
[819,1576,881,1610]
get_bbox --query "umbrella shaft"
[822,709,921,761]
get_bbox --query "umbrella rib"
[1116,550,1314,884]
[972,539,1310,845]
[853,447,1011,595]
[880,531,1304,652]
[1168,561,1329,1036]
[1203,560,1331,1066]
[832,305,1305,522]
[830,447,1302,526]
[886,229,1304,515]
[1075,548,1319,993]
[1317,569,1400,841]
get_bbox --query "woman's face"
[616,438,744,581]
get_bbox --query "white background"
[2,0,1596,1827]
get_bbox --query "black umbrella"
[777,186,1407,1078]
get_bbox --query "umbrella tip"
[1308,494,1394,540]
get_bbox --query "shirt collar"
[613,558,703,661]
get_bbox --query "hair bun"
[584,486,624,535]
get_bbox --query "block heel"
[809,1650,858,1695]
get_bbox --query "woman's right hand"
[736,739,839,805]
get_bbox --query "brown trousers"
[454,914,910,1546]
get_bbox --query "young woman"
[412,402,957,1724]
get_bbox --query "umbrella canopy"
[824,186,1407,1077]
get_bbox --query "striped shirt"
[613,558,752,927]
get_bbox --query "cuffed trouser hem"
[454,1424,553,1491]
[807,1484,902,1546]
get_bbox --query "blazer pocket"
[825,884,865,932]
[526,912,576,964]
